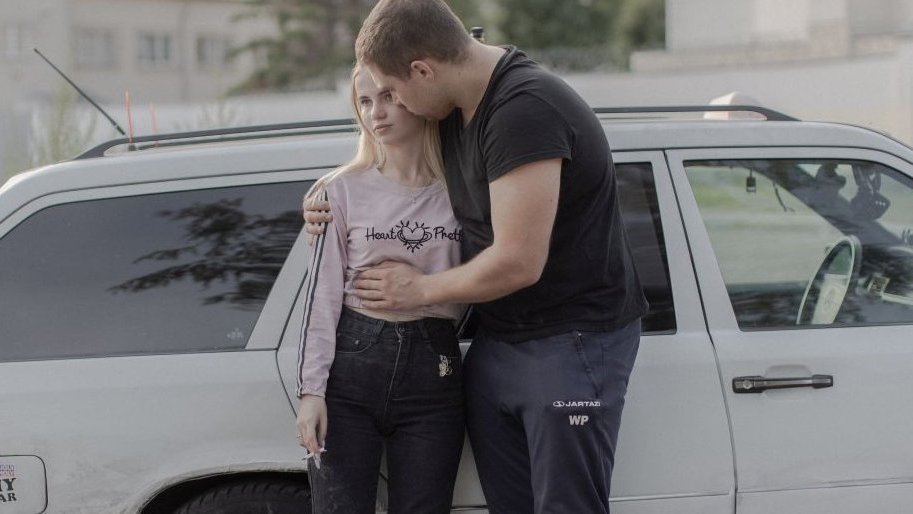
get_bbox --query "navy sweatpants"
[464,320,641,514]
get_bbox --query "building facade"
[639,0,913,71]
[0,0,273,108]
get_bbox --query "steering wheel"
[796,235,862,325]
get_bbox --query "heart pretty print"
[363,221,462,251]
[396,221,433,252]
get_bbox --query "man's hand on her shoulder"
[354,261,427,311]
[302,198,332,245]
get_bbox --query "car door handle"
[732,374,834,394]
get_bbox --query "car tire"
[172,478,311,514]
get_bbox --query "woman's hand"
[296,395,327,459]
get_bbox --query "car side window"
[0,181,310,362]
[686,159,913,329]
[616,162,675,333]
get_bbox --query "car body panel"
[607,152,734,510]
[1,352,303,513]
[668,146,913,512]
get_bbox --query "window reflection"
[686,159,913,329]
[616,163,675,334]
[109,197,302,309]
[0,181,309,362]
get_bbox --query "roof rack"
[76,105,797,160]
[593,105,798,122]
[76,118,358,159]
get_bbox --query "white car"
[3,106,913,513]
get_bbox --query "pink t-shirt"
[297,167,464,397]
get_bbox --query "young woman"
[295,66,465,514]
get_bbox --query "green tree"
[2,86,106,184]
[230,0,373,93]
[31,87,101,168]
[613,0,665,60]
[231,0,483,93]
[497,0,618,50]
[494,0,664,71]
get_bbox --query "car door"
[0,171,316,512]
[609,152,734,514]
[669,146,913,513]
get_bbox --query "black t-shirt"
[440,47,648,342]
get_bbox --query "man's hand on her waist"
[354,261,427,311]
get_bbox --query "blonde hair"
[304,65,446,204]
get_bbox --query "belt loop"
[372,317,385,339]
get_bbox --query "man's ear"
[409,60,435,81]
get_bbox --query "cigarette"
[301,447,327,469]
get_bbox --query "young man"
[306,1,647,512]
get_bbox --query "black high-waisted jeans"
[308,307,465,514]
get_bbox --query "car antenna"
[33,48,127,137]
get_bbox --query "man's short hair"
[356,0,472,79]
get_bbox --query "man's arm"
[302,198,332,243]
[355,158,561,309]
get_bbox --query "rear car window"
[0,181,310,361]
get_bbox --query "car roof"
[5,114,913,217]
[603,120,913,158]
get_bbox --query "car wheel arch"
[139,471,310,514]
